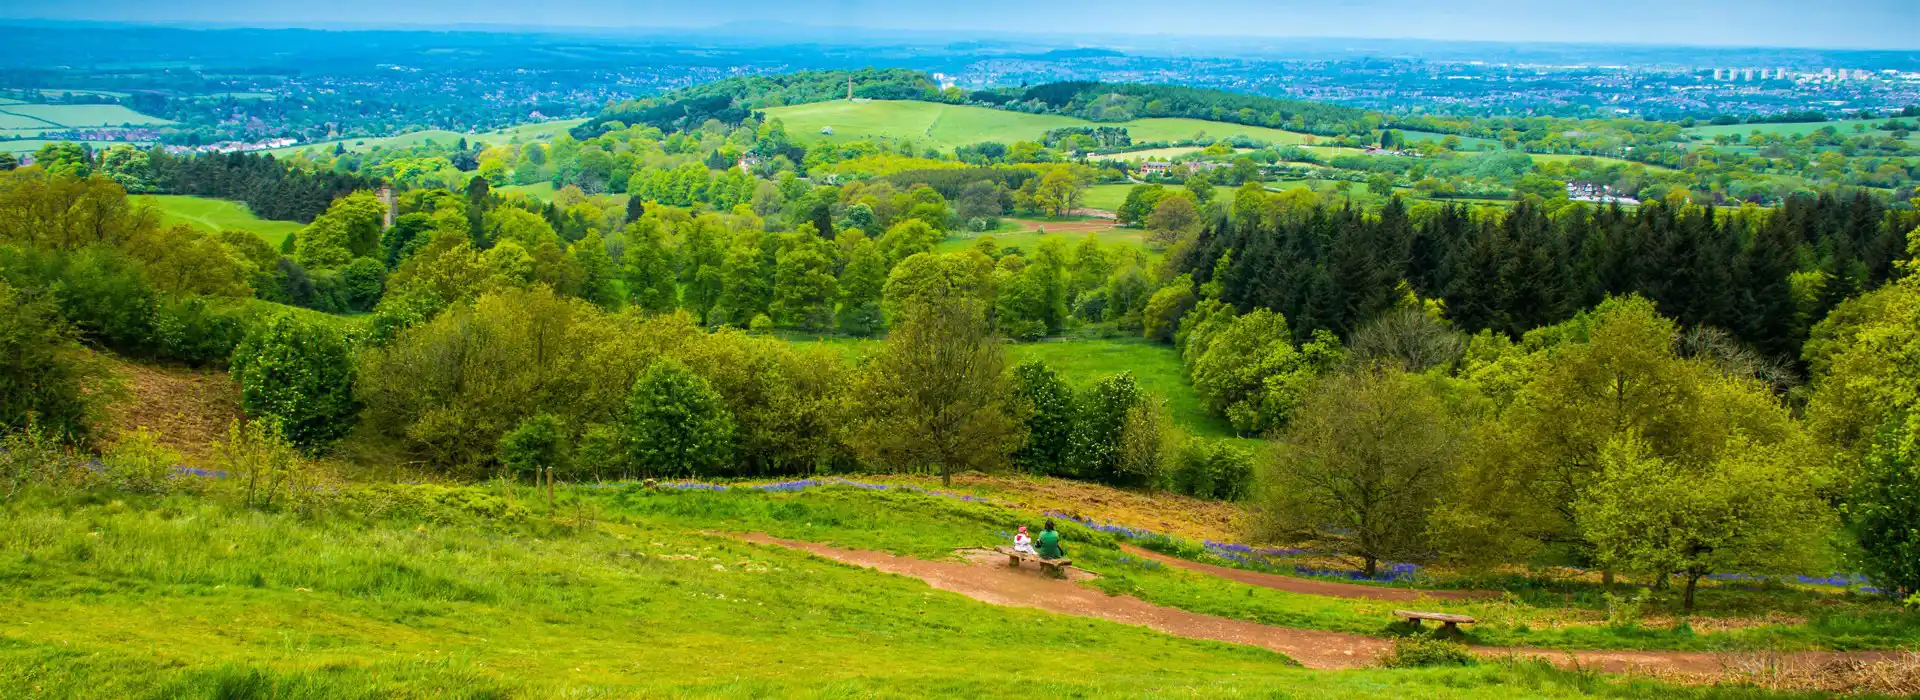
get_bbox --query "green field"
[0,104,171,127]
[761,101,1315,153]
[133,194,306,248]
[1082,182,1245,212]
[1397,130,1497,150]
[1,480,1818,698]
[272,118,589,157]
[496,182,558,201]
[1082,183,1134,211]
[1680,118,1893,140]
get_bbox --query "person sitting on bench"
[1013,526,1036,555]
[1036,520,1065,560]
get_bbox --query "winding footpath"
[733,533,1904,680]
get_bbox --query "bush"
[0,280,105,443]
[103,427,184,494]
[333,483,530,524]
[1379,635,1477,668]
[230,312,360,453]
[624,360,734,478]
[0,419,85,502]
[151,296,248,366]
[211,419,303,509]
[1171,439,1254,500]
[1851,413,1920,601]
[498,413,567,481]
[0,245,157,356]
[1603,590,1651,629]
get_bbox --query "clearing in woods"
[133,194,306,248]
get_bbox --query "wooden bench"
[1394,610,1477,634]
[996,547,1072,577]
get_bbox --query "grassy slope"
[611,486,1920,653]
[0,485,1853,699]
[763,101,1315,152]
[133,194,305,248]
[0,487,1778,699]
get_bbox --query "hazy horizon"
[4,0,1916,51]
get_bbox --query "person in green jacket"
[1036,520,1065,559]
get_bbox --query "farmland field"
[133,194,306,248]
[1680,118,1891,140]
[1396,129,1497,149]
[1083,182,1243,212]
[0,104,172,127]
[762,100,1315,152]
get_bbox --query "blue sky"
[5,0,1915,49]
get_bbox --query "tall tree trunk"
[1602,568,1614,587]
[1364,555,1378,578]
[1683,573,1701,613]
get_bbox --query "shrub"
[498,413,567,481]
[334,483,529,524]
[1379,635,1477,668]
[624,360,734,478]
[337,257,387,312]
[1171,439,1254,500]
[1011,360,1076,477]
[230,312,359,453]
[1071,372,1146,484]
[572,422,625,481]
[0,418,84,502]
[0,280,105,443]
[211,419,303,509]
[1851,412,1920,601]
[151,296,248,367]
[103,427,184,494]
[1603,590,1651,629]
[0,246,158,356]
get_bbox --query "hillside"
[133,194,306,247]
[762,100,1315,152]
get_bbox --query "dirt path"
[1117,543,1492,602]
[735,533,1387,668]
[735,534,1904,679]
[1008,218,1113,233]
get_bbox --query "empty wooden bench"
[1394,610,1477,634]
[996,546,1072,577]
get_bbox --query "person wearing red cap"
[1012,525,1036,555]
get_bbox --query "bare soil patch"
[99,356,241,460]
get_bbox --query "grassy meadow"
[762,100,1316,152]
[133,194,306,248]
[0,479,1896,698]
[0,104,172,128]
